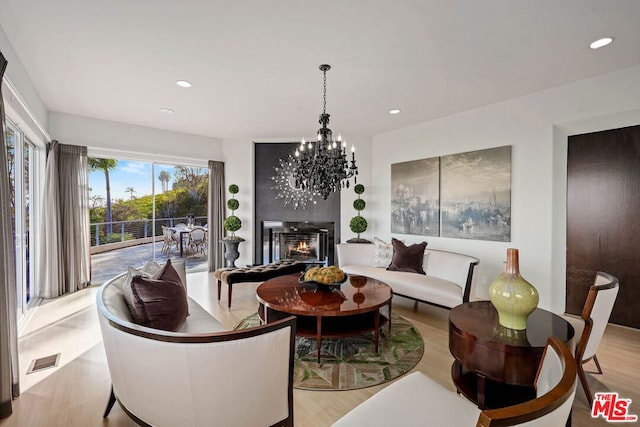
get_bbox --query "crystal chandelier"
[292,64,358,200]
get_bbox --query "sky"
[89,161,181,203]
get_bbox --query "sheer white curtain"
[208,160,225,271]
[0,50,20,419]
[40,141,91,298]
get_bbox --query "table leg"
[179,232,184,257]
[316,316,322,364]
[453,361,462,394]
[388,299,393,334]
[374,310,380,354]
[477,374,487,410]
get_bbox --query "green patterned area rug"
[234,313,424,391]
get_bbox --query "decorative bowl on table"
[299,266,348,290]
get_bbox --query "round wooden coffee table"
[256,273,393,363]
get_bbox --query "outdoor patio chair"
[161,226,177,254]
[188,226,207,256]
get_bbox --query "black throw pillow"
[128,275,188,331]
[387,238,427,274]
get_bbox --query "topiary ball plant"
[227,199,239,211]
[348,184,370,243]
[224,184,243,239]
[349,216,368,235]
[353,199,366,211]
[224,215,241,233]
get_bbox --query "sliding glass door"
[5,119,35,319]
[88,156,208,284]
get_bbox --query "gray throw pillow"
[372,237,395,267]
[122,266,154,319]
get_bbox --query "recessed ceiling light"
[589,37,614,49]
[159,108,175,114]
[176,80,192,88]
[389,109,401,115]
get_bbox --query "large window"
[88,157,209,284]
[5,119,35,318]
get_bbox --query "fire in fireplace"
[261,221,334,266]
[280,232,320,262]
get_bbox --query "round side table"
[448,301,574,409]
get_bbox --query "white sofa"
[337,243,479,309]
[97,263,296,427]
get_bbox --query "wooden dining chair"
[564,271,619,408]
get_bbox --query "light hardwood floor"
[1,271,638,426]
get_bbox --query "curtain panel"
[0,50,20,419]
[40,141,91,298]
[208,161,225,271]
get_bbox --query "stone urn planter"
[220,237,245,267]
[222,184,243,267]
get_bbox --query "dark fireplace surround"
[254,143,341,265]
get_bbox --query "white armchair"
[332,336,577,427]
[97,271,296,427]
[563,271,619,407]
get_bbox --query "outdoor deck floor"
[90,241,208,285]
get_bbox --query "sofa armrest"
[337,243,375,267]
[425,250,479,302]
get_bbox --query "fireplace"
[261,221,334,266]
[280,232,320,262]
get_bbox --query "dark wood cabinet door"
[567,125,640,328]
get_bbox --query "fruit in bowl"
[303,266,346,285]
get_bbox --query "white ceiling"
[1,0,640,141]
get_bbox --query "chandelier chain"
[322,68,327,115]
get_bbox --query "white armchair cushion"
[178,299,225,333]
[332,372,480,427]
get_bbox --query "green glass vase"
[488,248,539,330]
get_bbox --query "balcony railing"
[91,216,208,247]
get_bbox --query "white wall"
[1,22,50,147]
[49,112,223,164]
[371,64,640,313]
[222,139,254,267]
[339,136,373,243]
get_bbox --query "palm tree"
[158,170,171,193]
[88,157,117,234]
[125,186,136,200]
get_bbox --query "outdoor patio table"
[169,224,207,257]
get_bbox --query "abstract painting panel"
[440,146,511,241]
[391,157,440,236]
